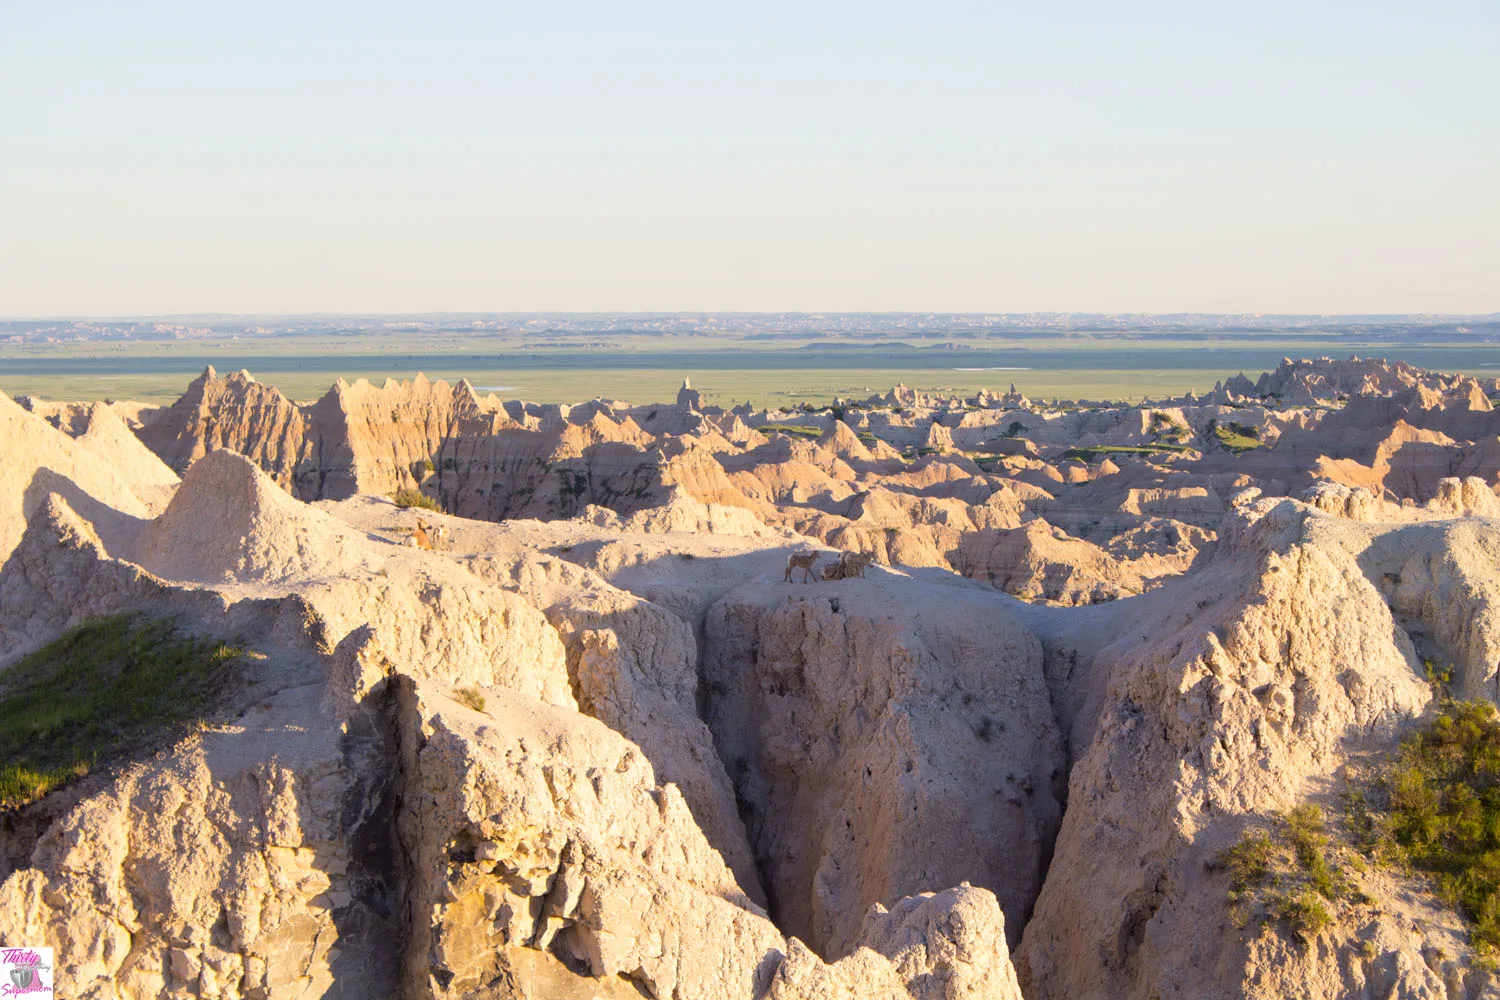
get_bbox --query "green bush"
[0,615,245,810]
[1273,890,1333,942]
[1285,804,1343,898]
[1217,803,1349,943]
[393,488,440,511]
[1221,830,1275,891]
[1383,700,1500,954]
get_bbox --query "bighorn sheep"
[820,550,873,580]
[784,550,822,583]
[839,551,873,578]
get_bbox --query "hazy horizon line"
[6,310,1499,323]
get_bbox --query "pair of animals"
[784,549,872,583]
[401,518,450,550]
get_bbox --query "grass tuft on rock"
[454,686,487,714]
[0,614,244,811]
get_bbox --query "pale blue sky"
[2,0,1496,315]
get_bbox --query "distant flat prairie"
[4,333,1498,407]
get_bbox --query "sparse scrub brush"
[1379,699,1500,955]
[455,686,487,713]
[1216,802,1353,944]
[393,488,439,511]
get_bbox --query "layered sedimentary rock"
[7,357,1500,999]
[126,357,1500,609]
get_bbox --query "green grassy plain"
[3,330,1496,408]
[0,365,1297,409]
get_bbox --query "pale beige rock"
[396,678,1025,1000]
[704,577,1063,956]
[0,391,173,568]
[1014,499,1460,1000]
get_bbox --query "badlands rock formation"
[2,356,1500,998]
[127,358,1500,608]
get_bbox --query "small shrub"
[1285,804,1342,898]
[393,489,440,511]
[1221,831,1275,892]
[1273,890,1332,942]
[1424,659,1454,693]
[454,687,486,713]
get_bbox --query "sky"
[1,0,1496,317]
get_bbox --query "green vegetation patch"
[1148,411,1191,444]
[759,423,825,440]
[1376,700,1500,954]
[393,488,440,511]
[1061,443,1193,462]
[0,615,246,811]
[1218,804,1358,943]
[967,454,1003,473]
[1208,418,1264,454]
[1229,700,1500,959]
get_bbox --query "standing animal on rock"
[820,550,874,580]
[430,522,451,548]
[839,551,872,578]
[784,550,822,583]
